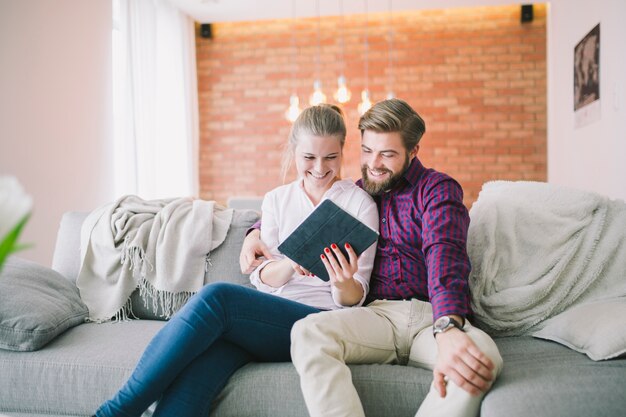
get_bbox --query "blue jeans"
[95,282,320,417]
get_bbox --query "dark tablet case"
[277,199,378,281]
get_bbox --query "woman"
[94,104,379,417]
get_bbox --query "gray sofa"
[1,209,625,417]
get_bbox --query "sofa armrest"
[51,211,88,284]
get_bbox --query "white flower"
[0,177,32,264]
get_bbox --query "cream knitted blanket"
[77,195,233,322]
[468,181,626,336]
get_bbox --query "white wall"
[0,0,114,266]
[548,0,626,201]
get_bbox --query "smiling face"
[360,130,416,196]
[295,133,342,195]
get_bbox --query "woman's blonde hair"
[281,104,346,182]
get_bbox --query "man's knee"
[291,314,342,360]
[292,314,334,345]
[468,327,503,377]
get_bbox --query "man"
[240,98,502,417]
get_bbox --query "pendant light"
[358,0,372,115]
[310,0,327,106]
[310,80,326,106]
[358,90,372,115]
[285,0,301,122]
[285,94,301,123]
[334,0,351,103]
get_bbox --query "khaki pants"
[291,299,503,417]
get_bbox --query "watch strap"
[433,316,464,336]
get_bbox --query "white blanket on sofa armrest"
[77,195,233,322]
[467,181,626,337]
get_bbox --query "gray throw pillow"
[0,257,89,351]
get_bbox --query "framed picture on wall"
[574,23,600,128]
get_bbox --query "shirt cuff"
[245,220,262,236]
[430,290,470,321]
[331,277,368,308]
[249,259,283,293]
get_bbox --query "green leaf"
[0,214,30,267]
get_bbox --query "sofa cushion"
[481,336,626,417]
[203,209,259,287]
[532,299,626,361]
[1,324,625,417]
[0,320,163,416]
[212,362,431,417]
[0,319,432,417]
[0,257,89,352]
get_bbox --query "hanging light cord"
[291,0,297,95]
[387,0,394,96]
[339,0,345,76]
[363,0,369,91]
[315,0,321,84]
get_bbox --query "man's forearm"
[245,220,262,236]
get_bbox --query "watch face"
[435,316,451,330]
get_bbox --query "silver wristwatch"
[433,316,464,336]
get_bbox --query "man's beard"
[361,155,410,196]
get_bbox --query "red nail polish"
[325,248,330,253]
[320,254,325,259]
[331,243,337,249]
[345,243,351,249]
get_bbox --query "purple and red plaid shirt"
[250,158,471,319]
[358,158,471,320]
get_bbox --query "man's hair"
[358,98,426,151]
[281,104,346,181]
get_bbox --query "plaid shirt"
[358,158,471,320]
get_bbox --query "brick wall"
[196,4,546,207]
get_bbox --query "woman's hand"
[320,243,363,306]
[321,243,358,287]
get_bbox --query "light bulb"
[358,89,372,115]
[285,94,301,123]
[309,80,327,106]
[334,75,351,103]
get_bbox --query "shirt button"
[381,218,386,223]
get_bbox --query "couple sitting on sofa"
[93,99,503,417]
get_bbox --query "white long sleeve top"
[249,178,379,310]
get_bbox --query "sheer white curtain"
[113,0,199,199]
